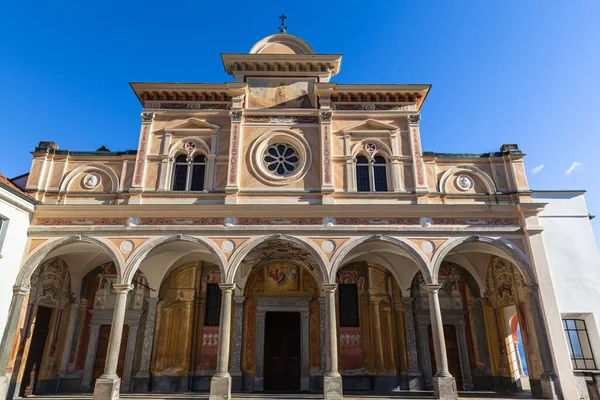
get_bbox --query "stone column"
[81,324,101,391]
[0,286,30,399]
[382,304,396,373]
[455,323,474,390]
[93,284,132,400]
[524,284,558,399]
[402,297,422,389]
[323,284,343,400]
[370,298,385,373]
[300,310,310,391]
[230,296,244,391]
[319,297,326,372]
[59,299,80,375]
[134,297,158,391]
[425,284,457,400]
[209,283,235,400]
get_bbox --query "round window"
[263,143,299,176]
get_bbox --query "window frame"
[563,318,597,370]
[354,152,390,192]
[170,152,208,192]
[0,216,8,258]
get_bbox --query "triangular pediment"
[342,119,400,133]
[164,118,220,132]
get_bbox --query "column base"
[93,375,121,400]
[130,373,150,392]
[407,372,424,390]
[432,375,458,400]
[323,373,343,400]
[539,373,558,399]
[209,373,231,400]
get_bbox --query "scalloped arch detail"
[438,165,497,194]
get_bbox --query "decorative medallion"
[224,217,237,227]
[83,173,101,189]
[322,216,336,227]
[421,240,435,254]
[184,141,196,152]
[222,240,235,253]
[120,240,134,254]
[322,240,336,254]
[455,174,474,191]
[419,216,433,228]
[125,217,140,227]
[364,143,377,152]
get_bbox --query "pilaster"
[407,114,428,194]
[132,112,155,190]
[224,95,244,204]
[133,297,158,392]
[319,94,335,203]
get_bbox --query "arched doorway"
[231,238,326,393]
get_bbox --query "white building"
[534,190,600,398]
[0,175,35,335]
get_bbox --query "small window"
[339,284,360,327]
[171,154,207,191]
[204,283,222,326]
[354,154,388,192]
[564,318,596,370]
[0,217,8,256]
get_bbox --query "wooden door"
[264,312,301,391]
[429,324,463,389]
[92,325,129,386]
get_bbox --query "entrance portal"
[264,312,301,391]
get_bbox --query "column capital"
[140,112,155,123]
[424,284,443,293]
[112,284,133,294]
[407,113,421,125]
[12,285,30,296]
[322,283,338,293]
[234,296,245,304]
[218,283,236,293]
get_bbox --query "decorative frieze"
[145,102,230,110]
[244,116,318,124]
[34,216,520,226]
[332,103,412,111]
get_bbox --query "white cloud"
[565,161,584,175]
[531,164,544,174]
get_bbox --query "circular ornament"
[125,217,140,227]
[455,174,474,191]
[120,240,134,254]
[224,217,237,228]
[184,141,196,152]
[83,173,101,189]
[222,240,235,253]
[364,143,377,152]
[419,216,433,228]
[263,143,300,177]
[421,240,435,254]
[322,216,336,227]
[322,240,336,254]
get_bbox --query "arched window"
[171,154,207,191]
[355,154,388,192]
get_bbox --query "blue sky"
[1,1,599,237]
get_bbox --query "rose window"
[263,143,299,176]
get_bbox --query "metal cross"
[278,14,287,33]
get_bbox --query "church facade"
[0,30,588,400]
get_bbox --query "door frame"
[254,296,310,392]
